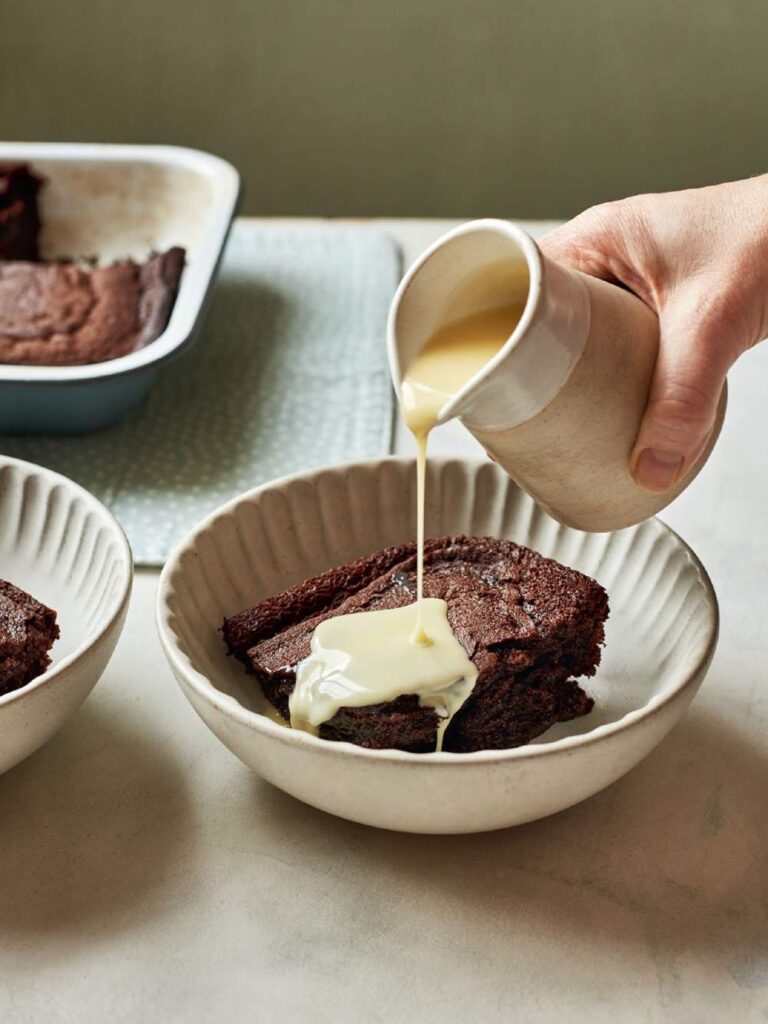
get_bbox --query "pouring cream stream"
[289,304,524,749]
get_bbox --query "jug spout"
[387,219,591,431]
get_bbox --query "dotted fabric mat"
[2,222,400,565]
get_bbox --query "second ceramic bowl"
[156,458,718,834]
[0,455,133,774]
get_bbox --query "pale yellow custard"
[289,599,477,750]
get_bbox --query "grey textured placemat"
[1,222,400,565]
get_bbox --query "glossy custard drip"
[399,302,525,643]
[290,303,523,749]
[289,599,478,749]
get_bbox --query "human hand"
[539,176,768,491]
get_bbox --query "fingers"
[630,305,733,492]
[543,195,754,495]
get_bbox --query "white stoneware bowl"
[0,456,133,774]
[156,458,718,834]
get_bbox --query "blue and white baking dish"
[0,142,240,433]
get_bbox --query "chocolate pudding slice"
[223,536,609,754]
[0,579,60,697]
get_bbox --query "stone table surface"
[2,219,767,1024]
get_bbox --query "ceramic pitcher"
[387,219,726,532]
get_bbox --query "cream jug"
[387,219,726,532]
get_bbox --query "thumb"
[630,307,730,493]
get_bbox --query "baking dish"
[0,142,240,433]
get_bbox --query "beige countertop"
[2,219,767,1024]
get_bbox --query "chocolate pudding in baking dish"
[0,162,185,367]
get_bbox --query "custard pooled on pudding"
[222,536,608,754]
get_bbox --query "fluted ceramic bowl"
[157,458,718,834]
[0,456,133,774]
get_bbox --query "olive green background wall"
[2,0,766,218]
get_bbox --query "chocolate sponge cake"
[0,248,185,366]
[0,579,60,697]
[223,536,609,754]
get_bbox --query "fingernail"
[633,449,684,492]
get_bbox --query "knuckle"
[580,197,656,274]
[575,200,625,233]
[548,200,642,279]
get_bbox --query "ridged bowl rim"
[156,457,719,765]
[0,454,134,708]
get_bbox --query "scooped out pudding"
[0,250,185,366]
[223,535,608,754]
[0,161,186,367]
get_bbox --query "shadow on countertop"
[0,694,196,939]
[252,689,768,994]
